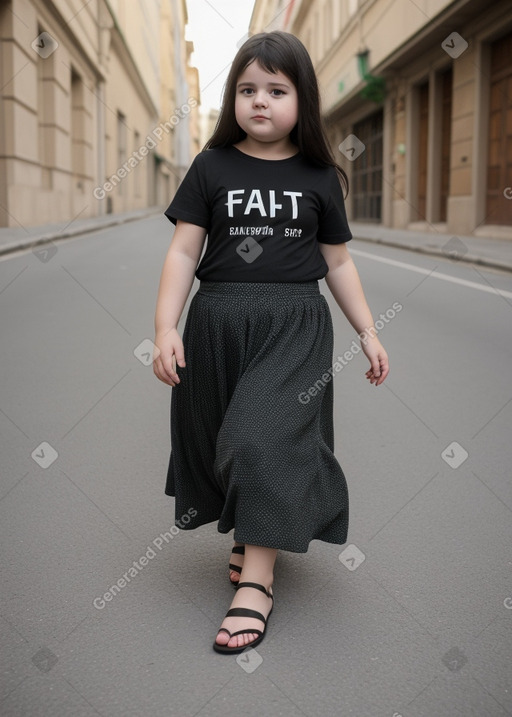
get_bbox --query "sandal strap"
[225,607,267,624]
[216,628,232,636]
[228,563,242,574]
[231,545,245,555]
[236,581,273,599]
[229,628,263,638]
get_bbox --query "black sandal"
[213,581,274,654]
[228,544,245,586]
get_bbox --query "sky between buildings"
[185,0,256,112]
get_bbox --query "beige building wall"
[250,0,512,239]
[186,52,201,159]
[0,0,197,228]
[199,108,220,149]
[249,0,289,34]
[156,0,195,208]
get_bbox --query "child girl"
[153,31,389,654]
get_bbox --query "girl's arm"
[318,242,389,386]
[153,220,207,386]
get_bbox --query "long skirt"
[164,280,349,553]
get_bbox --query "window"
[352,110,384,221]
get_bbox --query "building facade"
[0,0,199,228]
[250,0,512,239]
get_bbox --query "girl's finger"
[374,360,389,385]
[154,356,178,386]
[162,354,180,384]
[370,358,381,378]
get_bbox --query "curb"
[0,208,162,257]
[352,235,512,273]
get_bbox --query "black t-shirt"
[164,145,352,282]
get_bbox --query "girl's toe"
[216,631,230,645]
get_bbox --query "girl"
[153,31,389,655]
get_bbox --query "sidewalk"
[350,221,512,272]
[1,208,511,272]
[0,207,161,256]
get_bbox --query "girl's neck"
[233,137,299,161]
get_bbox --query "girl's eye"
[239,88,286,96]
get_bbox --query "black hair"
[203,30,349,196]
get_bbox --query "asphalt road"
[1,214,511,717]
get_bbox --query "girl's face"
[234,60,298,146]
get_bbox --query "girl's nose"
[253,91,268,107]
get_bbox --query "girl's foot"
[229,542,245,585]
[214,579,274,649]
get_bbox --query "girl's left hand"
[361,337,389,386]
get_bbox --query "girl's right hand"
[153,328,186,387]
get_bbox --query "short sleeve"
[317,167,352,244]
[163,153,210,229]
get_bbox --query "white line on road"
[350,248,512,300]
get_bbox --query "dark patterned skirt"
[165,280,349,553]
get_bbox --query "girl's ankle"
[238,571,274,588]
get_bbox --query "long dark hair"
[203,31,349,197]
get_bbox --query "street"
[1,214,511,716]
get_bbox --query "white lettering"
[269,190,282,217]
[226,190,245,217]
[283,191,302,219]
[244,189,267,217]
[225,190,302,218]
